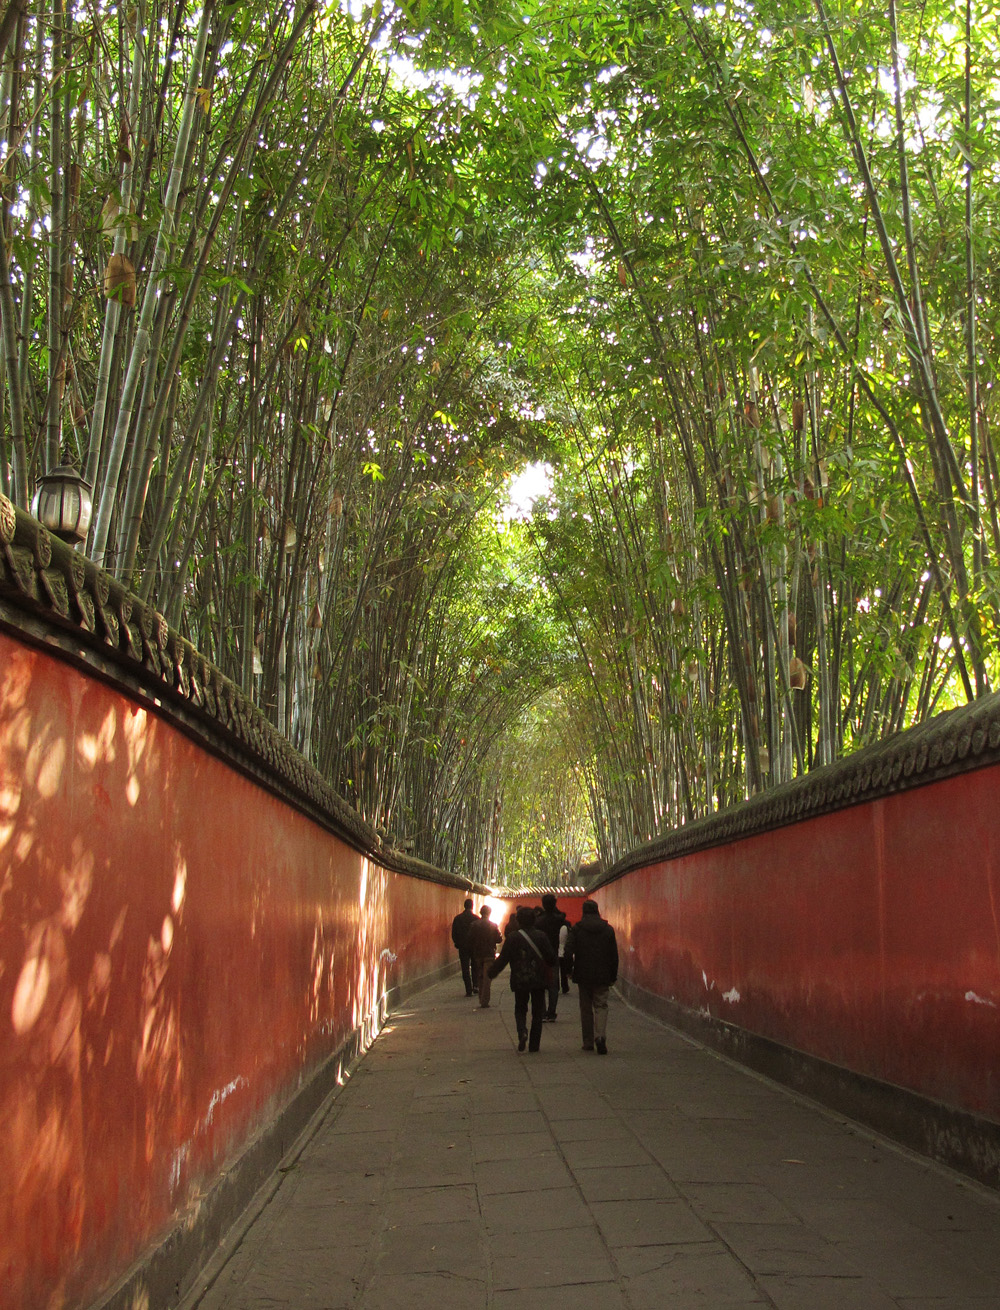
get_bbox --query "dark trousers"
[513,986,546,1051]
[545,976,560,1019]
[559,959,571,993]
[458,949,476,994]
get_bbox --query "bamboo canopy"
[1,0,997,878]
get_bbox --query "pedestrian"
[488,905,557,1052]
[451,897,478,996]
[558,919,571,994]
[533,893,568,1021]
[468,905,502,1007]
[564,899,618,1054]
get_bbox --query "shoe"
[517,1032,527,1052]
[582,1043,594,1051]
[465,991,473,997]
[595,1038,607,1054]
[528,1047,540,1053]
[545,1013,557,1022]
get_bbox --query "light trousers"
[577,983,609,1046]
[476,959,494,1006]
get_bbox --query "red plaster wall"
[602,776,1000,1121]
[0,632,472,1308]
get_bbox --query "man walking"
[468,904,502,1007]
[488,905,557,1052]
[564,900,618,1054]
[533,893,568,1021]
[451,898,477,996]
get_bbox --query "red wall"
[501,894,589,925]
[0,633,477,1308]
[602,777,1000,1121]
[12,602,1000,1306]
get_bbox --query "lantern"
[31,464,93,545]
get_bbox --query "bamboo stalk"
[90,1,211,567]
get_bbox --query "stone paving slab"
[187,979,1000,1309]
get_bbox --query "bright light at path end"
[480,897,508,923]
[504,462,552,520]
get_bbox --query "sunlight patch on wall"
[77,708,117,770]
[11,930,51,1034]
[172,857,187,917]
[59,840,93,930]
[27,733,66,799]
[0,779,20,851]
[0,653,32,708]
[122,703,150,745]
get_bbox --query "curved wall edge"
[599,767,1000,1189]
[595,691,1000,889]
[0,495,475,890]
[0,585,496,1307]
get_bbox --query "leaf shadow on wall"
[0,649,176,1303]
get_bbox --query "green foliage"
[4,0,1000,874]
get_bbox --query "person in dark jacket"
[488,905,557,1052]
[564,899,618,1054]
[533,893,568,1021]
[451,898,477,996]
[468,905,502,1007]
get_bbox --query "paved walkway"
[188,979,1000,1310]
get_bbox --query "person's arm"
[558,924,568,957]
[564,928,576,974]
[535,929,557,965]
[488,938,512,978]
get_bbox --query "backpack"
[510,930,550,989]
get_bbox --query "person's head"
[541,893,557,911]
[582,900,600,916]
[463,898,473,910]
[516,905,536,927]
[479,905,491,919]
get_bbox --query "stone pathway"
[187,979,1000,1309]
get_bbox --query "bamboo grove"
[2,0,1000,879]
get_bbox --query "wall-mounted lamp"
[31,464,93,545]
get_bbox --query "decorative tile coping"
[0,495,481,895]
[5,493,997,897]
[491,886,589,897]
